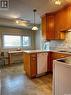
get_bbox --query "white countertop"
[8,50,71,54]
[8,50,23,53]
[51,50,71,55]
[23,50,49,53]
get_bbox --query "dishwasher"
[37,52,48,76]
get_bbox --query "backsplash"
[49,40,63,50]
[42,32,71,50]
[64,32,71,47]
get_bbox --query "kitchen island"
[23,50,48,78]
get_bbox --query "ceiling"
[0,0,71,28]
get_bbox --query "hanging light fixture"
[32,9,38,31]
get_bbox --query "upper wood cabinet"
[67,6,71,29]
[55,7,68,32]
[54,7,67,40]
[42,14,55,40]
[41,5,71,40]
[42,13,65,40]
[42,14,47,40]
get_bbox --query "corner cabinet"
[48,52,70,72]
[42,14,55,40]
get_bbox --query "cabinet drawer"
[31,57,37,61]
[31,53,37,57]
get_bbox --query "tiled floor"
[0,64,52,95]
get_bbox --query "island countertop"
[23,50,49,53]
[8,49,71,54]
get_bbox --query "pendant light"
[32,9,38,31]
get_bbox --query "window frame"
[3,35,31,49]
[22,36,31,47]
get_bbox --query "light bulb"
[32,26,38,30]
[55,0,61,5]
[16,20,19,24]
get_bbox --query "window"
[23,36,30,47]
[3,35,30,48]
[3,35,21,48]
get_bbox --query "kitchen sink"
[58,50,67,52]
[58,50,71,53]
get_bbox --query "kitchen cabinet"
[42,14,55,40]
[47,52,53,72]
[55,7,68,32]
[23,50,48,78]
[24,53,37,78]
[52,52,69,60]
[42,13,65,40]
[48,52,70,72]
[55,5,71,32]
[54,6,69,40]
[42,14,47,40]
[68,5,71,29]
[41,5,71,40]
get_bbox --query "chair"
[0,52,8,67]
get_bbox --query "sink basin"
[58,50,71,53]
[58,50,67,52]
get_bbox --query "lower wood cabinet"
[24,53,37,78]
[48,52,71,72]
[24,51,71,77]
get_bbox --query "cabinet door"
[42,14,47,40]
[55,7,68,32]
[48,52,53,72]
[68,6,71,29]
[24,53,31,77]
[42,14,55,40]
[54,7,68,40]
[30,53,37,77]
[46,15,55,40]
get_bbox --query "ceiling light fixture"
[15,18,29,27]
[55,0,61,5]
[32,9,38,31]
[16,20,19,24]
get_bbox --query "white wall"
[35,25,42,50]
